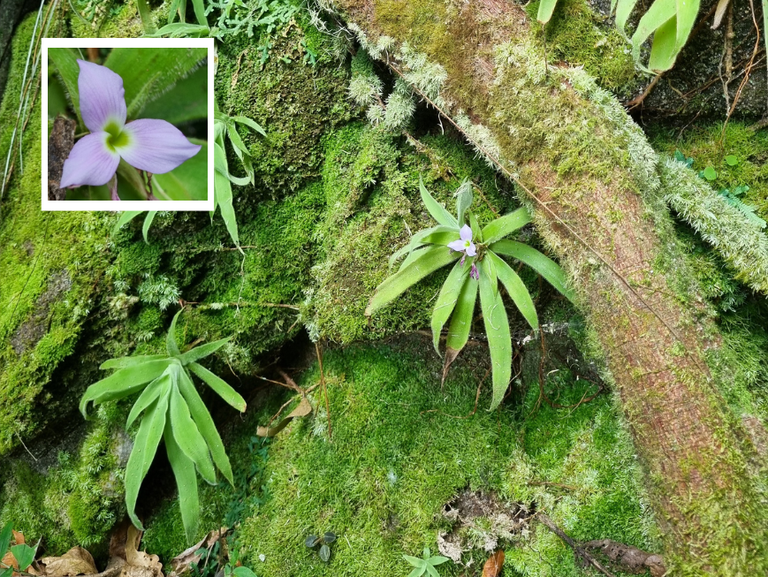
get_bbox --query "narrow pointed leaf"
[431,261,470,354]
[675,0,699,49]
[425,565,440,577]
[0,523,12,560]
[407,569,422,577]
[100,354,167,370]
[167,310,182,357]
[479,259,512,411]
[469,212,483,243]
[445,276,478,354]
[232,115,266,136]
[429,556,450,565]
[191,0,207,25]
[481,207,531,244]
[647,16,678,71]
[487,252,539,330]
[537,0,559,23]
[227,123,249,158]
[420,177,458,228]
[113,211,142,236]
[615,0,639,33]
[164,419,200,544]
[177,368,234,485]
[170,383,217,484]
[455,181,473,225]
[126,372,169,429]
[142,212,157,244]
[125,388,170,530]
[188,362,246,412]
[80,360,172,417]
[631,0,677,61]
[10,544,36,571]
[215,168,239,246]
[388,226,439,269]
[490,240,575,302]
[367,246,460,315]
[177,337,231,365]
[421,229,461,246]
[403,556,424,567]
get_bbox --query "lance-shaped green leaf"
[647,16,679,71]
[177,337,231,365]
[188,362,246,412]
[100,354,167,370]
[469,212,483,243]
[487,251,539,330]
[213,143,239,247]
[455,180,473,225]
[10,544,36,571]
[167,310,182,357]
[191,0,207,25]
[615,0,638,34]
[431,261,470,354]
[367,246,460,315]
[0,522,12,560]
[537,0,559,24]
[388,226,440,269]
[48,48,83,127]
[125,387,171,530]
[80,359,172,417]
[481,207,531,244]
[442,276,479,382]
[232,115,266,136]
[490,240,575,302]
[631,0,676,62]
[421,229,461,246]
[177,368,234,486]
[420,177,458,228]
[113,211,142,236]
[479,259,512,411]
[142,212,157,244]
[126,371,170,429]
[164,418,200,544]
[169,381,217,484]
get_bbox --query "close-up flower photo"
[46,45,209,202]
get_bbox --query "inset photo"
[42,38,214,210]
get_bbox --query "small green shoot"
[367,179,575,410]
[701,166,718,181]
[403,548,449,577]
[0,523,39,577]
[80,310,246,543]
[724,155,739,166]
[305,532,337,562]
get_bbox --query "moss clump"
[526,0,637,96]
[218,20,352,196]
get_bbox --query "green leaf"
[48,48,83,127]
[490,240,575,302]
[319,544,331,562]
[126,371,170,429]
[537,0,559,23]
[177,369,235,486]
[142,212,157,244]
[232,116,266,136]
[167,310,182,357]
[148,23,210,38]
[366,246,460,315]
[431,260,470,354]
[455,180,473,225]
[479,259,512,411]
[191,0,207,25]
[0,522,13,560]
[168,0,185,25]
[421,229,461,247]
[177,337,231,365]
[487,252,539,330]
[429,556,450,565]
[615,0,639,34]
[0,567,12,577]
[153,140,208,201]
[403,555,425,567]
[104,48,207,119]
[388,226,440,269]
[100,354,167,370]
[164,418,200,544]
[702,166,718,181]
[445,276,478,354]
[232,568,258,577]
[675,0,700,52]
[425,565,439,577]
[724,155,739,166]
[10,544,36,571]
[631,0,676,65]
[647,15,678,72]
[227,123,249,159]
[113,211,142,236]
[80,360,173,417]
[214,144,240,247]
[141,66,208,125]
[420,177,458,228]
[169,382,217,484]
[481,207,531,244]
[188,362,247,412]
[125,388,171,530]
[469,212,483,243]
[407,568,424,577]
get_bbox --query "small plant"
[305,532,337,562]
[0,523,38,577]
[80,309,246,543]
[367,179,575,410]
[403,548,449,577]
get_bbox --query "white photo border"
[41,37,215,211]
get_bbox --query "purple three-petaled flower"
[59,60,201,193]
[448,224,478,267]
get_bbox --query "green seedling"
[403,547,449,577]
[305,532,337,562]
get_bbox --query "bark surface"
[330,0,768,572]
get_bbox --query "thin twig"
[536,512,617,577]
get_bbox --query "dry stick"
[385,61,711,380]
[315,341,332,441]
[536,513,617,577]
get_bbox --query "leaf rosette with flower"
[367,179,576,409]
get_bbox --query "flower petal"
[60,132,120,188]
[459,224,473,242]
[77,60,127,133]
[447,240,466,252]
[119,119,202,174]
[465,242,477,257]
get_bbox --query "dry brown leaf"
[42,547,98,576]
[256,397,312,437]
[119,526,162,577]
[2,551,19,571]
[11,531,24,546]
[482,549,505,577]
[169,527,229,577]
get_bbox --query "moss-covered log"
[324,0,768,572]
